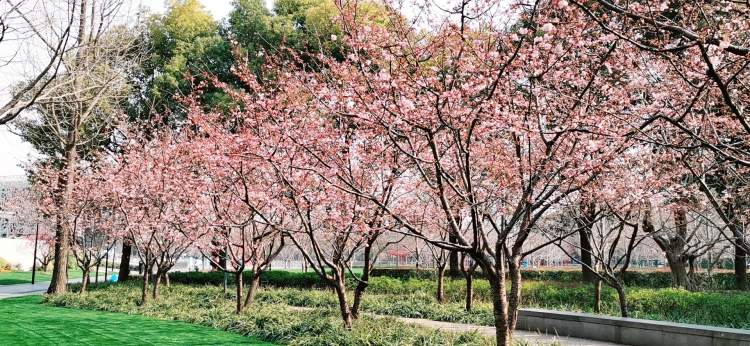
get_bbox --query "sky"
[0,0,235,177]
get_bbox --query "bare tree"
[0,0,79,124]
[554,207,647,317]
[9,0,141,294]
[643,201,725,290]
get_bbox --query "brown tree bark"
[152,271,162,300]
[118,240,132,281]
[464,271,474,312]
[79,269,90,294]
[436,265,446,303]
[507,255,523,332]
[47,141,79,294]
[333,277,353,329]
[665,253,690,289]
[244,272,262,307]
[47,218,71,294]
[489,245,512,346]
[578,200,597,282]
[735,244,748,290]
[140,269,150,306]
[351,243,373,318]
[616,285,628,317]
[235,271,244,314]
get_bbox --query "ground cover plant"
[164,271,750,329]
[254,278,750,329]
[0,295,272,345]
[370,268,749,291]
[45,282,497,346]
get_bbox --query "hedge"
[168,270,330,288]
[165,267,748,290]
[370,268,748,289]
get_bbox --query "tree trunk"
[351,243,372,319]
[578,200,597,282]
[79,269,90,294]
[465,271,474,312]
[95,261,100,284]
[244,272,261,307]
[140,269,150,306]
[688,256,696,277]
[489,250,511,346]
[615,285,628,317]
[164,272,170,287]
[118,240,132,281]
[351,282,367,318]
[735,244,748,290]
[235,271,244,314]
[507,256,523,331]
[593,278,602,313]
[436,266,446,303]
[579,230,595,282]
[152,271,162,300]
[666,253,690,289]
[449,234,460,277]
[47,218,70,294]
[333,278,353,329]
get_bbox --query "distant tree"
[0,0,78,125]
[13,15,139,294]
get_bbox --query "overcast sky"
[0,0,235,177]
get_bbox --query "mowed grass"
[0,295,275,345]
[0,270,86,285]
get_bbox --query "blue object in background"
[110,274,118,282]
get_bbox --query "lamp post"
[104,247,109,281]
[31,223,39,285]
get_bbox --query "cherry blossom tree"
[569,0,750,289]
[185,58,405,327]
[198,141,286,313]
[569,0,750,163]
[192,0,662,342]
[69,170,119,293]
[271,1,651,343]
[109,128,211,304]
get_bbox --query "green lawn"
[0,296,275,345]
[0,270,85,285]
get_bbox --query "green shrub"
[168,270,336,288]
[256,278,750,329]
[370,268,747,289]
[138,270,750,329]
[45,283,497,346]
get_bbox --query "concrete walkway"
[0,278,83,299]
[395,316,623,346]
[287,306,622,346]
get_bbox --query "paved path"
[287,306,621,346]
[395,316,623,346]
[0,278,83,299]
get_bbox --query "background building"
[0,175,33,238]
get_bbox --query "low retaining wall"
[517,308,750,346]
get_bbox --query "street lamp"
[31,223,39,285]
